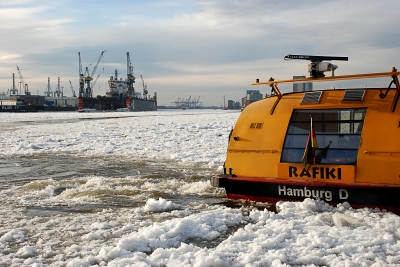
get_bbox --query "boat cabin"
[212,55,400,214]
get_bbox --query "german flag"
[302,116,318,170]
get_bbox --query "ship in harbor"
[211,54,400,215]
[1,53,157,112]
[78,51,157,111]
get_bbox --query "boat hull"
[0,105,39,112]
[79,96,157,111]
[211,174,400,214]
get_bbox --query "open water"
[0,153,225,212]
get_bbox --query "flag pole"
[302,115,318,170]
[311,115,314,164]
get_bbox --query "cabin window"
[281,108,366,165]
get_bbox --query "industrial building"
[241,89,263,107]
[227,100,241,109]
[45,96,78,108]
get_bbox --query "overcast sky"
[1,0,400,106]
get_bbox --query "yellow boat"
[211,54,400,214]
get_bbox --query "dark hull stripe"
[219,176,400,215]
[225,176,400,189]
[227,194,400,214]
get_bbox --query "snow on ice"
[0,110,400,266]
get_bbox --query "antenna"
[284,54,348,78]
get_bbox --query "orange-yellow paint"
[277,163,355,183]
[225,88,400,185]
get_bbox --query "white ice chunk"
[15,246,37,258]
[143,198,181,212]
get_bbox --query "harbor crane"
[126,52,135,97]
[172,95,203,108]
[9,73,18,95]
[16,65,30,95]
[140,75,148,100]
[53,77,63,97]
[78,50,105,97]
[78,52,84,97]
[69,80,76,97]
[44,77,53,97]
[194,96,200,106]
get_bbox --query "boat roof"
[251,68,400,86]
[250,58,400,114]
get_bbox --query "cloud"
[0,54,23,61]
[0,0,399,105]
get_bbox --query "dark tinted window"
[281,108,366,165]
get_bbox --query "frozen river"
[1,110,400,266]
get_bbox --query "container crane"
[16,65,30,95]
[140,75,148,100]
[53,77,63,97]
[44,77,53,97]
[126,52,135,97]
[84,50,105,98]
[69,80,76,97]
[194,96,200,108]
[10,73,18,95]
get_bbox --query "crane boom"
[92,74,100,89]
[16,65,30,95]
[16,65,25,87]
[69,80,76,97]
[140,74,148,99]
[91,50,106,78]
[140,74,145,89]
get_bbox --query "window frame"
[281,108,367,165]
